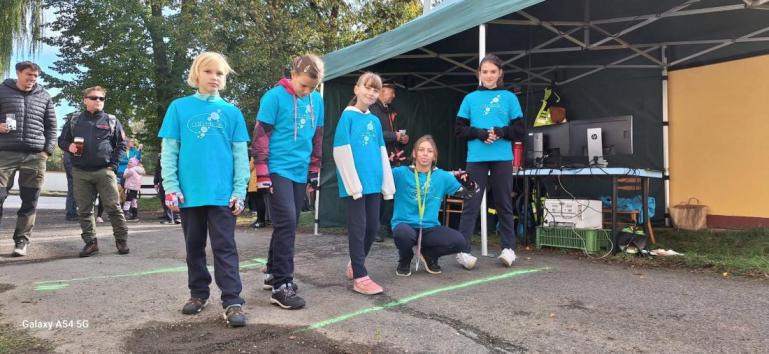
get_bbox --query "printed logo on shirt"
[297,102,313,130]
[187,109,225,139]
[360,121,378,146]
[482,94,503,116]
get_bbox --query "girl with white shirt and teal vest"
[333,72,395,296]
[391,135,478,276]
[158,52,249,327]
[454,54,526,270]
[251,54,325,310]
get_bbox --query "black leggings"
[458,161,516,251]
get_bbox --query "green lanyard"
[413,167,432,226]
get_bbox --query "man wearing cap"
[369,80,408,242]
[0,61,57,257]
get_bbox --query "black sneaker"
[419,254,442,274]
[12,240,28,257]
[396,259,412,277]
[223,304,246,327]
[79,239,99,257]
[270,283,305,310]
[181,297,209,315]
[262,274,298,292]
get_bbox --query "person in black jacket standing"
[0,61,57,257]
[58,86,129,257]
[369,80,408,242]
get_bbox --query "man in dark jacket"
[58,86,129,257]
[0,61,57,257]
[369,81,408,242]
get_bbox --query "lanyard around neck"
[413,167,432,225]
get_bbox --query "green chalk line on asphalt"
[297,267,548,332]
[33,257,267,291]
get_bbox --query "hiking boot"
[79,239,99,257]
[396,259,411,277]
[223,304,246,327]
[498,248,517,267]
[262,273,298,292]
[12,240,28,257]
[353,276,383,295]
[345,261,353,280]
[116,240,130,255]
[419,254,442,274]
[181,297,209,315]
[270,283,305,310]
[456,252,477,270]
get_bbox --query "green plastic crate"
[536,227,610,253]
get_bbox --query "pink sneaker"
[353,276,383,295]
[345,261,353,280]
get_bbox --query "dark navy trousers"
[180,206,244,308]
[346,194,381,279]
[393,223,466,262]
[265,174,306,286]
[458,161,516,252]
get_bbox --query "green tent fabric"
[323,0,544,81]
[317,0,769,227]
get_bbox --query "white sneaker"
[96,217,104,223]
[498,248,517,267]
[12,241,28,257]
[455,252,477,270]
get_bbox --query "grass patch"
[0,323,54,353]
[641,227,769,277]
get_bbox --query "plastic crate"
[536,226,610,253]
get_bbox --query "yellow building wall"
[668,55,769,218]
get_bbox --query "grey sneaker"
[12,240,28,257]
[223,304,246,327]
[181,297,209,315]
[270,283,305,310]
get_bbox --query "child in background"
[159,52,250,327]
[390,135,478,276]
[252,54,324,310]
[248,157,269,228]
[333,72,395,295]
[122,157,145,220]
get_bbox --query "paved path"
[0,210,767,353]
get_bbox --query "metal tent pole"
[479,23,488,257]
[661,46,671,226]
[314,83,324,235]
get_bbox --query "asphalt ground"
[1,209,767,353]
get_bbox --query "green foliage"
[41,0,422,149]
[1,0,43,75]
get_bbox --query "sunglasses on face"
[86,96,106,101]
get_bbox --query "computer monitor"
[569,115,633,164]
[525,123,570,167]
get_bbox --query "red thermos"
[513,141,523,170]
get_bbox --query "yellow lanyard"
[413,167,432,226]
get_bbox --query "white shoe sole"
[269,297,304,310]
[498,256,515,267]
